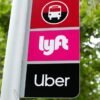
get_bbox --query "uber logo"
[25,63,79,98]
[34,74,70,87]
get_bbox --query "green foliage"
[80,0,100,100]
[0,0,11,90]
[0,0,11,66]
[0,0,100,100]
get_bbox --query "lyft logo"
[39,35,69,56]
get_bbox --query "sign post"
[0,0,29,100]
[1,0,80,99]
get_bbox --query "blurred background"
[0,0,100,100]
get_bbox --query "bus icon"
[48,5,62,20]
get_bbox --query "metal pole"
[0,0,29,100]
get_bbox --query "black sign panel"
[25,63,79,98]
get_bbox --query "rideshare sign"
[24,0,80,98]
[28,30,80,61]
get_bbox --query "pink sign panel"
[28,29,80,61]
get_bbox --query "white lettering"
[34,74,44,87]
[45,74,55,87]
[34,74,70,87]
[39,35,69,56]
